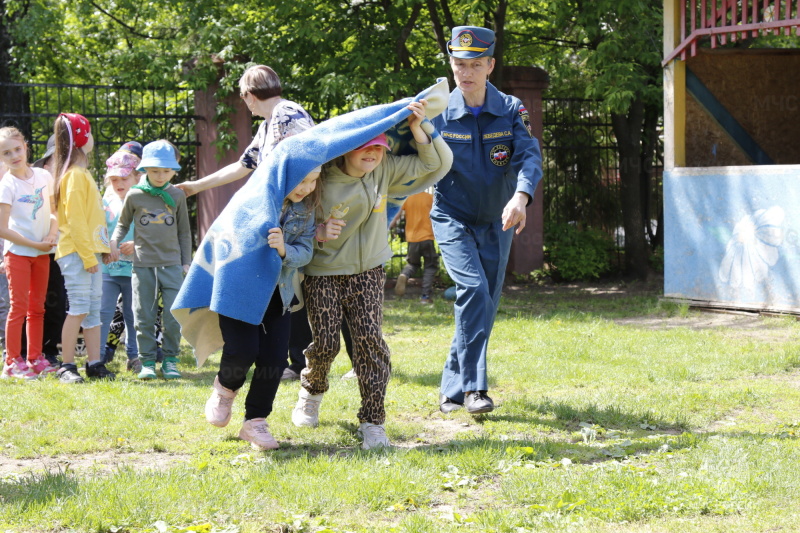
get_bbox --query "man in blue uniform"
[432,26,543,414]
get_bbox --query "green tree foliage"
[4,0,664,278]
[549,0,663,280]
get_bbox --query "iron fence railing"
[2,83,655,271]
[0,82,201,186]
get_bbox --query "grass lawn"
[1,278,800,532]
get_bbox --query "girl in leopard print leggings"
[291,99,452,450]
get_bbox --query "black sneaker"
[45,354,61,367]
[439,394,463,414]
[464,391,494,414]
[85,362,116,380]
[56,364,84,384]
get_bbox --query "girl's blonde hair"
[52,115,89,205]
[0,127,29,162]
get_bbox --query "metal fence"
[1,84,656,270]
[541,97,663,251]
[541,98,622,233]
[0,82,201,186]
[0,81,203,243]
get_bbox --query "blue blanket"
[172,78,451,366]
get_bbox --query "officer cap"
[447,26,495,59]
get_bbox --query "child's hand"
[86,264,99,273]
[268,227,286,258]
[119,241,135,255]
[101,252,112,265]
[108,242,120,263]
[43,233,58,246]
[0,261,4,274]
[183,264,190,274]
[32,241,55,252]
[320,218,346,241]
[406,99,430,144]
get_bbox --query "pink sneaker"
[2,358,38,380]
[239,418,279,450]
[28,357,58,375]
[204,376,238,427]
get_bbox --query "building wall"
[686,49,800,166]
[664,164,800,313]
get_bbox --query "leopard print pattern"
[302,266,391,425]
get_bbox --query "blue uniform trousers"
[431,208,513,403]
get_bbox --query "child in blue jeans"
[100,148,141,372]
[110,140,192,380]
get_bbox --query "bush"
[544,223,614,281]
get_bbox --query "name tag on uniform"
[482,130,512,141]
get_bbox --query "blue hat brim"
[137,158,181,172]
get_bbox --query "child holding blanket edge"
[291,99,452,449]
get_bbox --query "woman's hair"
[239,65,282,101]
[52,115,88,205]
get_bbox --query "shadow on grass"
[0,467,78,506]
[383,279,664,328]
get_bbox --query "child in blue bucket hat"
[109,139,192,380]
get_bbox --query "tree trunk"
[0,0,31,136]
[611,98,650,280]
[491,0,508,89]
[640,101,661,250]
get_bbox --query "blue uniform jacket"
[432,82,542,225]
[277,200,316,313]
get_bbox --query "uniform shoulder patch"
[519,106,532,138]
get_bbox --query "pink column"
[194,81,254,241]
[502,66,549,274]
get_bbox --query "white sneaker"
[239,418,279,450]
[292,388,323,427]
[358,423,390,450]
[205,376,238,427]
[394,273,408,296]
[341,369,357,380]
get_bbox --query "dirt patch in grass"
[506,277,800,343]
[0,451,192,477]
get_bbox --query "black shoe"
[439,394,463,414]
[85,362,116,380]
[56,364,84,384]
[45,354,61,367]
[464,391,494,414]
